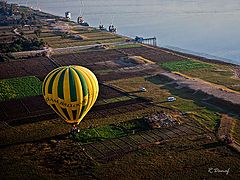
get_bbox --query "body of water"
[10,0,240,64]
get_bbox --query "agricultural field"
[74,118,149,143]
[0,27,16,41]
[108,76,222,131]
[94,136,240,180]
[52,49,124,66]
[159,59,212,71]
[1,51,240,179]
[158,59,240,92]
[119,46,185,63]
[77,31,120,40]
[34,22,129,49]
[180,64,240,91]
[47,37,128,48]
[0,76,42,101]
[120,46,240,92]
[109,43,142,49]
[75,124,127,143]
[0,6,240,178]
[0,57,55,80]
[232,119,240,144]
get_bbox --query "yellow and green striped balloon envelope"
[42,65,99,124]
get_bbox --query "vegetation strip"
[159,59,212,71]
[0,76,42,101]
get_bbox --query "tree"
[34,29,42,37]
[0,1,7,15]
[9,4,14,16]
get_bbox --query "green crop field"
[159,59,240,91]
[74,118,148,143]
[0,76,42,101]
[159,59,212,71]
[110,43,142,49]
[49,37,127,48]
[181,65,240,91]
[75,125,126,143]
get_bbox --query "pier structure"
[135,36,157,46]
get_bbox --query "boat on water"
[108,24,117,33]
[76,0,89,26]
[77,16,89,26]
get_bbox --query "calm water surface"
[10,0,240,64]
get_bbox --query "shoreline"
[13,4,240,67]
[160,47,239,67]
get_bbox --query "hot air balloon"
[42,65,99,125]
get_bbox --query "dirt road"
[11,41,136,58]
[162,72,240,106]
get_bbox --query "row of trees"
[0,2,18,17]
[0,38,45,53]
